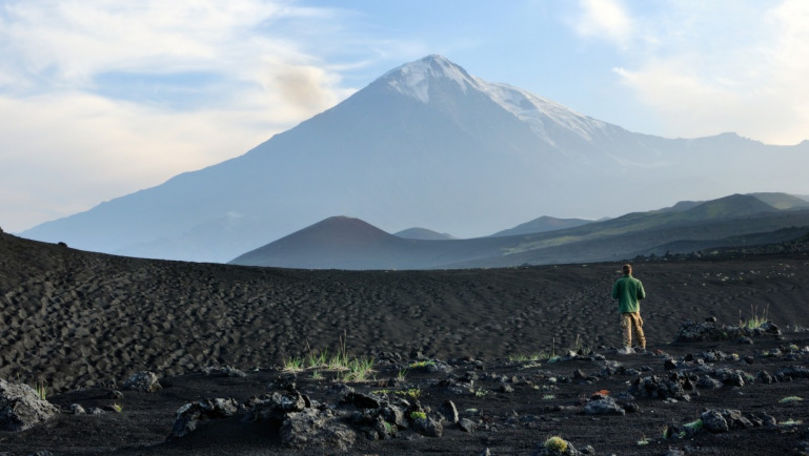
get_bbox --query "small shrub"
[112,403,123,413]
[410,411,427,420]
[544,436,568,453]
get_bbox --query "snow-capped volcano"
[384,55,611,147]
[22,55,809,262]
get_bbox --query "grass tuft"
[739,304,769,329]
[544,436,568,453]
[779,396,803,403]
[410,411,427,420]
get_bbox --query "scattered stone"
[341,391,382,410]
[68,403,86,415]
[738,336,754,345]
[281,407,357,450]
[122,371,162,393]
[410,413,443,437]
[459,417,478,433]
[757,370,775,384]
[776,366,809,381]
[0,379,60,431]
[89,407,105,415]
[440,400,459,424]
[700,410,729,433]
[629,373,692,401]
[583,396,625,416]
[169,398,239,439]
[109,390,124,400]
[498,383,514,393]
[201,366,247,377]
[696,375,723,390]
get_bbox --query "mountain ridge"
[21,55,809,263]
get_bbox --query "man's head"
[622,264,632,276]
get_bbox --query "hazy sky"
[1,0,808,232]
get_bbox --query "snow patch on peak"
[482,82,608,144]
[383,54,481,103]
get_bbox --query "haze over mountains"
[21,55,809,263]
[231,193,809,270]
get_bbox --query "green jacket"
[612,274,646,313]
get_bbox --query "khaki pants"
[621,312,646,349]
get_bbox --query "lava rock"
[459,417,478,433]
[411,413,443,437]
[169,398,239,439]
[700,410,729,433]
[440,400,459,424]
[583,396,625,416]
[201,366,247,377]
[122,371,162,393]
[281,407,357,450]
[68,403,86,415]
[0,379,60,431]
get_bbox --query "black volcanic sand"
[1,232,809,454]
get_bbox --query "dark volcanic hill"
[394,227,455,240]
[21,55,809,263]
[232,216,428,269]
[231,193,809,269]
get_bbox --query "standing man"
[612,264,646,353]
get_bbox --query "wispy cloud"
[573,0,809,145]
[572,0,633,47]
[0,0,360,231]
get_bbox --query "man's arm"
[637,280,646,300]
[611,280,619,299]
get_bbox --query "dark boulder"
[0,379,60,431]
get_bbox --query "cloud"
[573,0,632,47]
[580,1,809,145]
[0,0,362,231]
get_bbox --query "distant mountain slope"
[231,194,809,270]
[490,216,592,237]
[394,227,455,240]
[750,192,809,210]
[22,55,809,262]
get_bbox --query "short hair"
[622,264,632,274]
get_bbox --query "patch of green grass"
[636,435,650,446]
[408,360,436,369]
[474,388,489,398]
[112,403,123,413]
[410,411,427,420]
[282,357,305,372]
[305,350,329,369]
[339,356,375,383]
[33,382,47,401]
[739,304,769,329]
[779,396,803,403]
[542,394,556,400]
[779,418,803,427]
[311,370,324,380]
[543,436,568,453]
[397,369,407,382]
[683,418,703,433]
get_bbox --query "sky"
[1,0,808,232]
